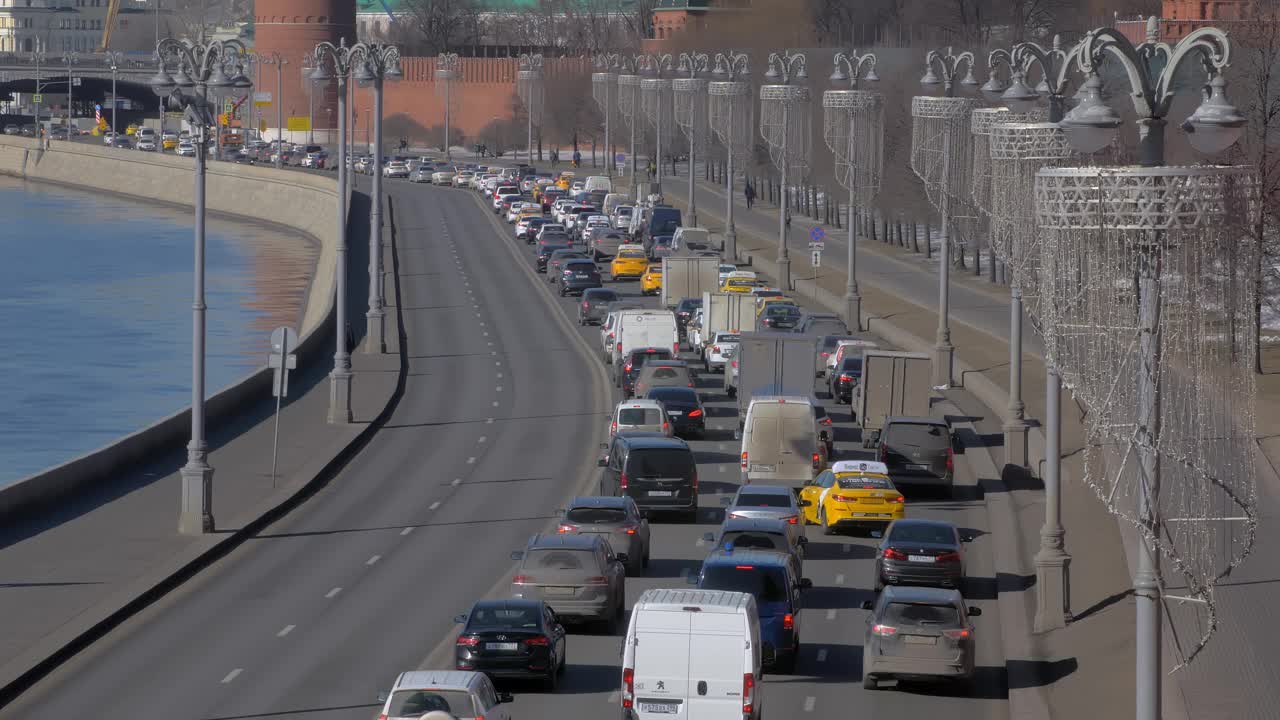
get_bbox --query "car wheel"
[643,549,650,569]
[774,651,797,674]
[863,674,879,690]
[874,574,885,593]
[821,509,836,536]
[542,665,559,692]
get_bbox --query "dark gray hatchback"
[559,259,602,296]
[597,434,698,521]
[578,288,620,325]
[875,416,958,493]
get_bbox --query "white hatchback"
[376,670,512,720]
[611,398,672,437]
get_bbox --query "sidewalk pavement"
[0,183,405,702]
[659,171,1176,719]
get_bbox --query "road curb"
[0,191,408,709]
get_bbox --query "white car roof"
[618,243,645,252]
[726,270,757,279]
[832,460,890,476]
[836,339,879,349]
[393,670,485,693]
[617,399,664,411]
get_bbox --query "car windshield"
[567,507,628,524]
[886,423,949,450]
[835,475,892,489]
[626,448,692,478]
[387,689,476,717]
[720,531,786,551]
[619,407,662,425]
[883,602,962,627]
[701,565,788,603]
[467,605,540,629]
[889,523,956,545]
[736,493,792,508]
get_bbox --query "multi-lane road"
[0,176,1012,719]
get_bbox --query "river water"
[0,176,317,485]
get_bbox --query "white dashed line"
[366,555,382,566]
[325,587,343,599]
[478,436,488,443]
[496,372,504,378]
[816,648,828,662]
[452,478,462,486]
[429,501,441,511]
[492,401,500,406]
[718,466,725,473]
[467,457,477,464]
[483,331,489,337]
[401,526,415,535]
[825,609,837,621]
[803,696,816,712]
[494,361,501,366]
[496,386,503,392]
[277,625,295,638]
[221,669,243,684]
[843,543,851,553]
[486,418,495,424]
[835,574,845,585]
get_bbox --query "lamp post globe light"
[150,37,252,534]
[355,43,402,356]
[1041,18,1254,720]
[910,47,977,388]
[759,50,810,292]
[824,49,881,331]
[708,51,751,261]
[673,51,709,227]
[516,53,544,165]
[104,50,123,134]
[436,52,459,162]
[639,53,673,189]
[592,53,620,177]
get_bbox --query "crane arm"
[98,0,123,52]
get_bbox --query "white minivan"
[585,175,613,193]
[739,395,827,487]
[622,589,762,720]
[613,309,679,366]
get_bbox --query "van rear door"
[686,613,750,720]
[744,407,781,472]
[633,609,692,718]
[777,402,817,481]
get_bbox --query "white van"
[622,589,762,720]
[614,309,679,366]
[670,227,710,254]
[603,192,628,216]
[585,175,613,193]
[740,395,826,486]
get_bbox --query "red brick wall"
[254,0,357,130]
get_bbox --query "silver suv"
[376,670,513,719]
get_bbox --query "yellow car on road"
[640,264,663,295]
[721,271,758,294]
[125,124,140,136]
[611,245,649,280]
[799,460,905,535]
[756,295,797,317]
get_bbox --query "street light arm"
[713,51,749,81]
[677,51,710,78]
[833,50,877,88]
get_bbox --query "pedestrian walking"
[572,149,581,168]
[744,181,756,210]
[785,207,792,231]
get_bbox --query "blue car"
[691,547,811,673]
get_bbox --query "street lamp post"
[1049,19,1251,719]
[253,52,288,168]
[824,50,881,331]
[913,47,978,389]
[104,50,122,134]
[759,50,810,292]
[616,55,643,187]
[639,53,673,189]
[436,52,459,161]
[30,50,46,134]
[709,51,751,260]
[516,53,543,165]
[150,37,252,534]
[61,52,77,135]
[674,51,709,227]
[592,53,619,178]
[355,44,403,355]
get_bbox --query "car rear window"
[882,602,962,627]
[886,422,949,450]
[720,531,785,551]
[625,448,694,478]
[585,289,618,302]
[566,507,628,524]
[619,408,662,425]
[630,350,672,367]
[388,690,476,717]
[839,357,863,372]
[527,548,594,570]
[888,523,956,545]
[619,250,645,258]
[649,368,680,380]
[805,319,850,335]
[736,492,792,508]
[467,605,540,629]
[700,565,788,603]
[835,475,893,489]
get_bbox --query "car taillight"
[610,420,617,435]
[840,374,853,382]
[622,525,638,534]
[622,668,635,709]
[812,452,821,470]
[662,421,670,433]
[831,494,857,502]
[783,613,794,630]
[582,301,589,308]
[620,473,628,489]
[946,446,955,472]
[742,672,755,714]
[731,360,737,368]
[936,551,961,563]
[740,451,748,469]
[821,416,832,425]
[512,574,533,584]
[456,635,481,646]
[712,345,720,353]
[786,515,799,524]
[687,408,703,418]
[673,342,680,354]
[872,624,898,637]
[889,495,905,504]
[943,628,971,640]
[883,547,908,561]
[616,342,622,353]
[820,351,829,357]
[558,523,577,533]
[692,470,698,492]
[525,635,550,646]
[586,576,609,585]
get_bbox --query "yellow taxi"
[518,205,543,221]
[556,171,576,190]
[799,460,905,535]
[162,135,178,150]
[640,264,663,295]
[755,295,797,317]
[611,244,649,280]
[125,124,140,136]
[720,270,758,294]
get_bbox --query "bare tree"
[394,0,483,55]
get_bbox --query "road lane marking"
[325,587,343,599]
[816,648,828,662]
[452,478,462,486]
[277,625,295,638]
[478,436,488,443]
[825,609,837,621]
[497,372,504,378]
[221,669,243,684]
[843,543,851,553]
[492,401,500,407]
[719,466,725,472]
[429,501,441,510]
[803,696,816,712]
[496,386,503,392]
[467,457,477,464]
[835,574,845,585]
[366,555,382,566]
[486,418,494,424]
[402,526,415,535]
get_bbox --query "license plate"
[486,642,518,651]
[667,410,682,416]
[903,635,937,645]
[649,490,674,497]
[908,554,936,563]
[907,463,930,471]
[750,464,776,472]
[544,586,575,595]
[576,274,590,278]
[861,498,883,504]
[639,702,678,714]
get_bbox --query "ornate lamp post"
[709,51,751,260]
[29,50,46,134]
[639,53,673,188]
[252,52,288,168]
[357,44,402,355]
[824,49,881,330]
[673,51,709,226]
[516,53,543,165]
[61,51,78,135]
[759,50,809,291]
[1045,18,1253,718]
[104,50,122,134]
[436,52,459,161]
[149,37,252,534]
[616,55,643,185]
[592,53,619,177]
[911,47,978,388]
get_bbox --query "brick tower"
[254,0,356,142]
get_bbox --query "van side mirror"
[967,606,982,617]
[376,691,388,703]
[498,691,514,704]
[600,442,609,449]
[860,600,874,611]
[797,578,813,590]
[615,553,630,564]
[797,499,812,507]
[686,573,699,585]
[720,496,732,506]
[797,536,808,545]
[510,550,524,561]
[952,435,965,454]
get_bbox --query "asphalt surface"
[0,176,1011,720]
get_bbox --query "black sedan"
[873,518,969,592]
[643,386,706,439]
[559,259,603,296]
[578,287,619,325]
[454,598,567,690]
[674,297,702,339]
[546,248,590,280]
[758,303,803,330]
[536,242,573,272]
[828,355,862,404]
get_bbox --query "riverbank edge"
[0,136,344,523]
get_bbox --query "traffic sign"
[71,77,81,87]
[287,116,311,132]
[223,98,234,114]
[253,91,272,107]
[268,326,299,487]
[809,226,825,243]
[811,250,822,267]
[32,93,42,104]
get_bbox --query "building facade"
[253,0,356,141]
[1116,0,1250,44]
[0,0,111,54]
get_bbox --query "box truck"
[856,350,932,447]
[661,256,719,309]
[732,333,819,431]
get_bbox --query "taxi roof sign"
[832,460,890,476]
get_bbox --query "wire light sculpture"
[641,53,674,184]
[759,50,810,291]
[709,51,752,259]
[616,56,643,183]
[435,52,460,161]
[910,96,979,257]
[823,49,881,329]
[971,107,1043,215]
[516,53,543,164]
[1035,164,1260,668]
[593,53,619,177]
[674,51,710,225]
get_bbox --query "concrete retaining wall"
[0,136,343,521]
